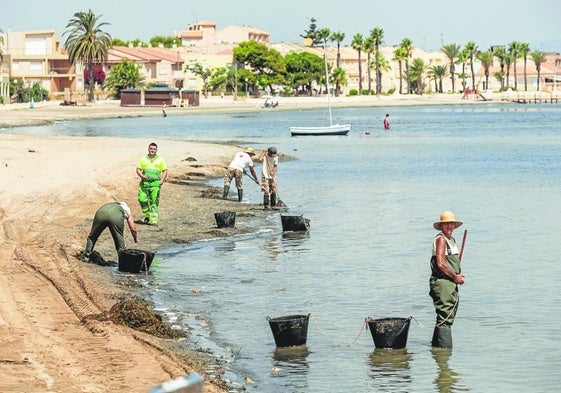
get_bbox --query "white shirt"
[228,152,254,171]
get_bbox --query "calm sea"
[8,103,561,392]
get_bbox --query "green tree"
[409,58,427,94]
[519,42,531,91]
[392,46,407,94]
[399,38,413,94]
[457,48,470,91]
[330,31,345,68]
[149,35,181,48]
[441,43,461,93]
[188,62,214,98]
[530,51,546,91]
[370,27,384,95]
[351,34,364,94]
[300,17,321,46]
[103,58,145,96]
[428,64,448,93]
[331,67,347,96]
[371,52,391,93]
[233,41,286,93]
[284,51,324,95]
[476,51,493,90]
[464,41,478,90]
[64,9,112,102]
[508,41,521,90]
[363,36,375,94]
[493,47,507,91]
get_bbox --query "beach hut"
[144,84,179,106]
[181,89,200,107]
[120,88,141,106]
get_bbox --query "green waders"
[84,202,126,260]
[138,178,161,225]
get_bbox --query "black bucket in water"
[214,211,236,228]
[267,314,310,347]
[367,317,412,349]
[118,248,155,273]
[280,215,310,232]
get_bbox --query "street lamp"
[245,78,248,97]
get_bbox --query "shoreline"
[0,92,496,391]
[0,92,498,129]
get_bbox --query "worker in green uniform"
[429,211,465,349]
[83,201,139,262]
[136,142,167,225]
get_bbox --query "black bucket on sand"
[214,211,236,228]
[118,249,155,273]
[267,314,310,347]
[280,215,310,232]
[366,317,412,349]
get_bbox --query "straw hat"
[244,147,256,155]
[433,211,463,230]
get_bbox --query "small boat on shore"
[290,124,351,136]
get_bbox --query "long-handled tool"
[459,229,468,261]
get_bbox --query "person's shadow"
[432,348,463,393]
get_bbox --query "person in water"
[429,211,465,349]
[383,113,391,130]
[257,147,279,209]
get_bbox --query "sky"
[2,0,561,52]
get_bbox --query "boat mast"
[323,43,333,126]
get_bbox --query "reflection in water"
[270,346,310,391]
[281,232,310,249]
[262,235,282,261]
[432,348,468,392]
[368,348,412,390]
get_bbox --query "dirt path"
[0,135,262,392]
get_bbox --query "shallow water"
[10,103,561,391]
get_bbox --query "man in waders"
[223,147,259,202]
[83,202,139,262]
[429,211,465,349]
[257,147,279,210]
[136,142,167,225]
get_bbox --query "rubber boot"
[431,326,453,349]
[237,189,243,202]
[270,193,277,209]
[83,238,94,262]
[223,185,230,199]
[263,195,270,210]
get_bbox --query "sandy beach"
[0,93,492,392]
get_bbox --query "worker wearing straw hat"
[429,210,465,349]
[223,147,259,202]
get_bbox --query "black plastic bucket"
[267,314,310,347]
[280,215,310,232]
[367,317,412,349]
[118,249,155,273]
[214,211,236,228]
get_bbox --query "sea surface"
[8,103,561,392]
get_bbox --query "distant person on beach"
[162,102,167,117]
[384,113,391,130]
[223,147,259,202]
[136,142,167,225]
[429,211,465,349]
[82,202,139,262]
[257,147,279,210]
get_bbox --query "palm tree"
[363,36,375,94]
[370,27,384,95]
[351,33,364,94]
[476,51,493,90]
[399,38,413,94]
[519,42,531,91]
[0,29,4,62]
[441,43,461,93]
[371,52,391,93]
[409,58,427,94]
[392,47,407,94]
[493,47,507,91]
[504,54,513,90]
[457,48,470,91]
[64,10,112,102]
[428,64,448,93]
[530,51,546,91]
[464,41,478,90]
[509,41,521,90]
[331,67,347,96]
[330,31,345,69]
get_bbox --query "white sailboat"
[290,42,351,136]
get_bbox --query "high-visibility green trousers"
[138,180,161,224]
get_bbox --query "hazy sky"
[2,0,560,51]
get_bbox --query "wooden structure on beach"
[501,91,559,104]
